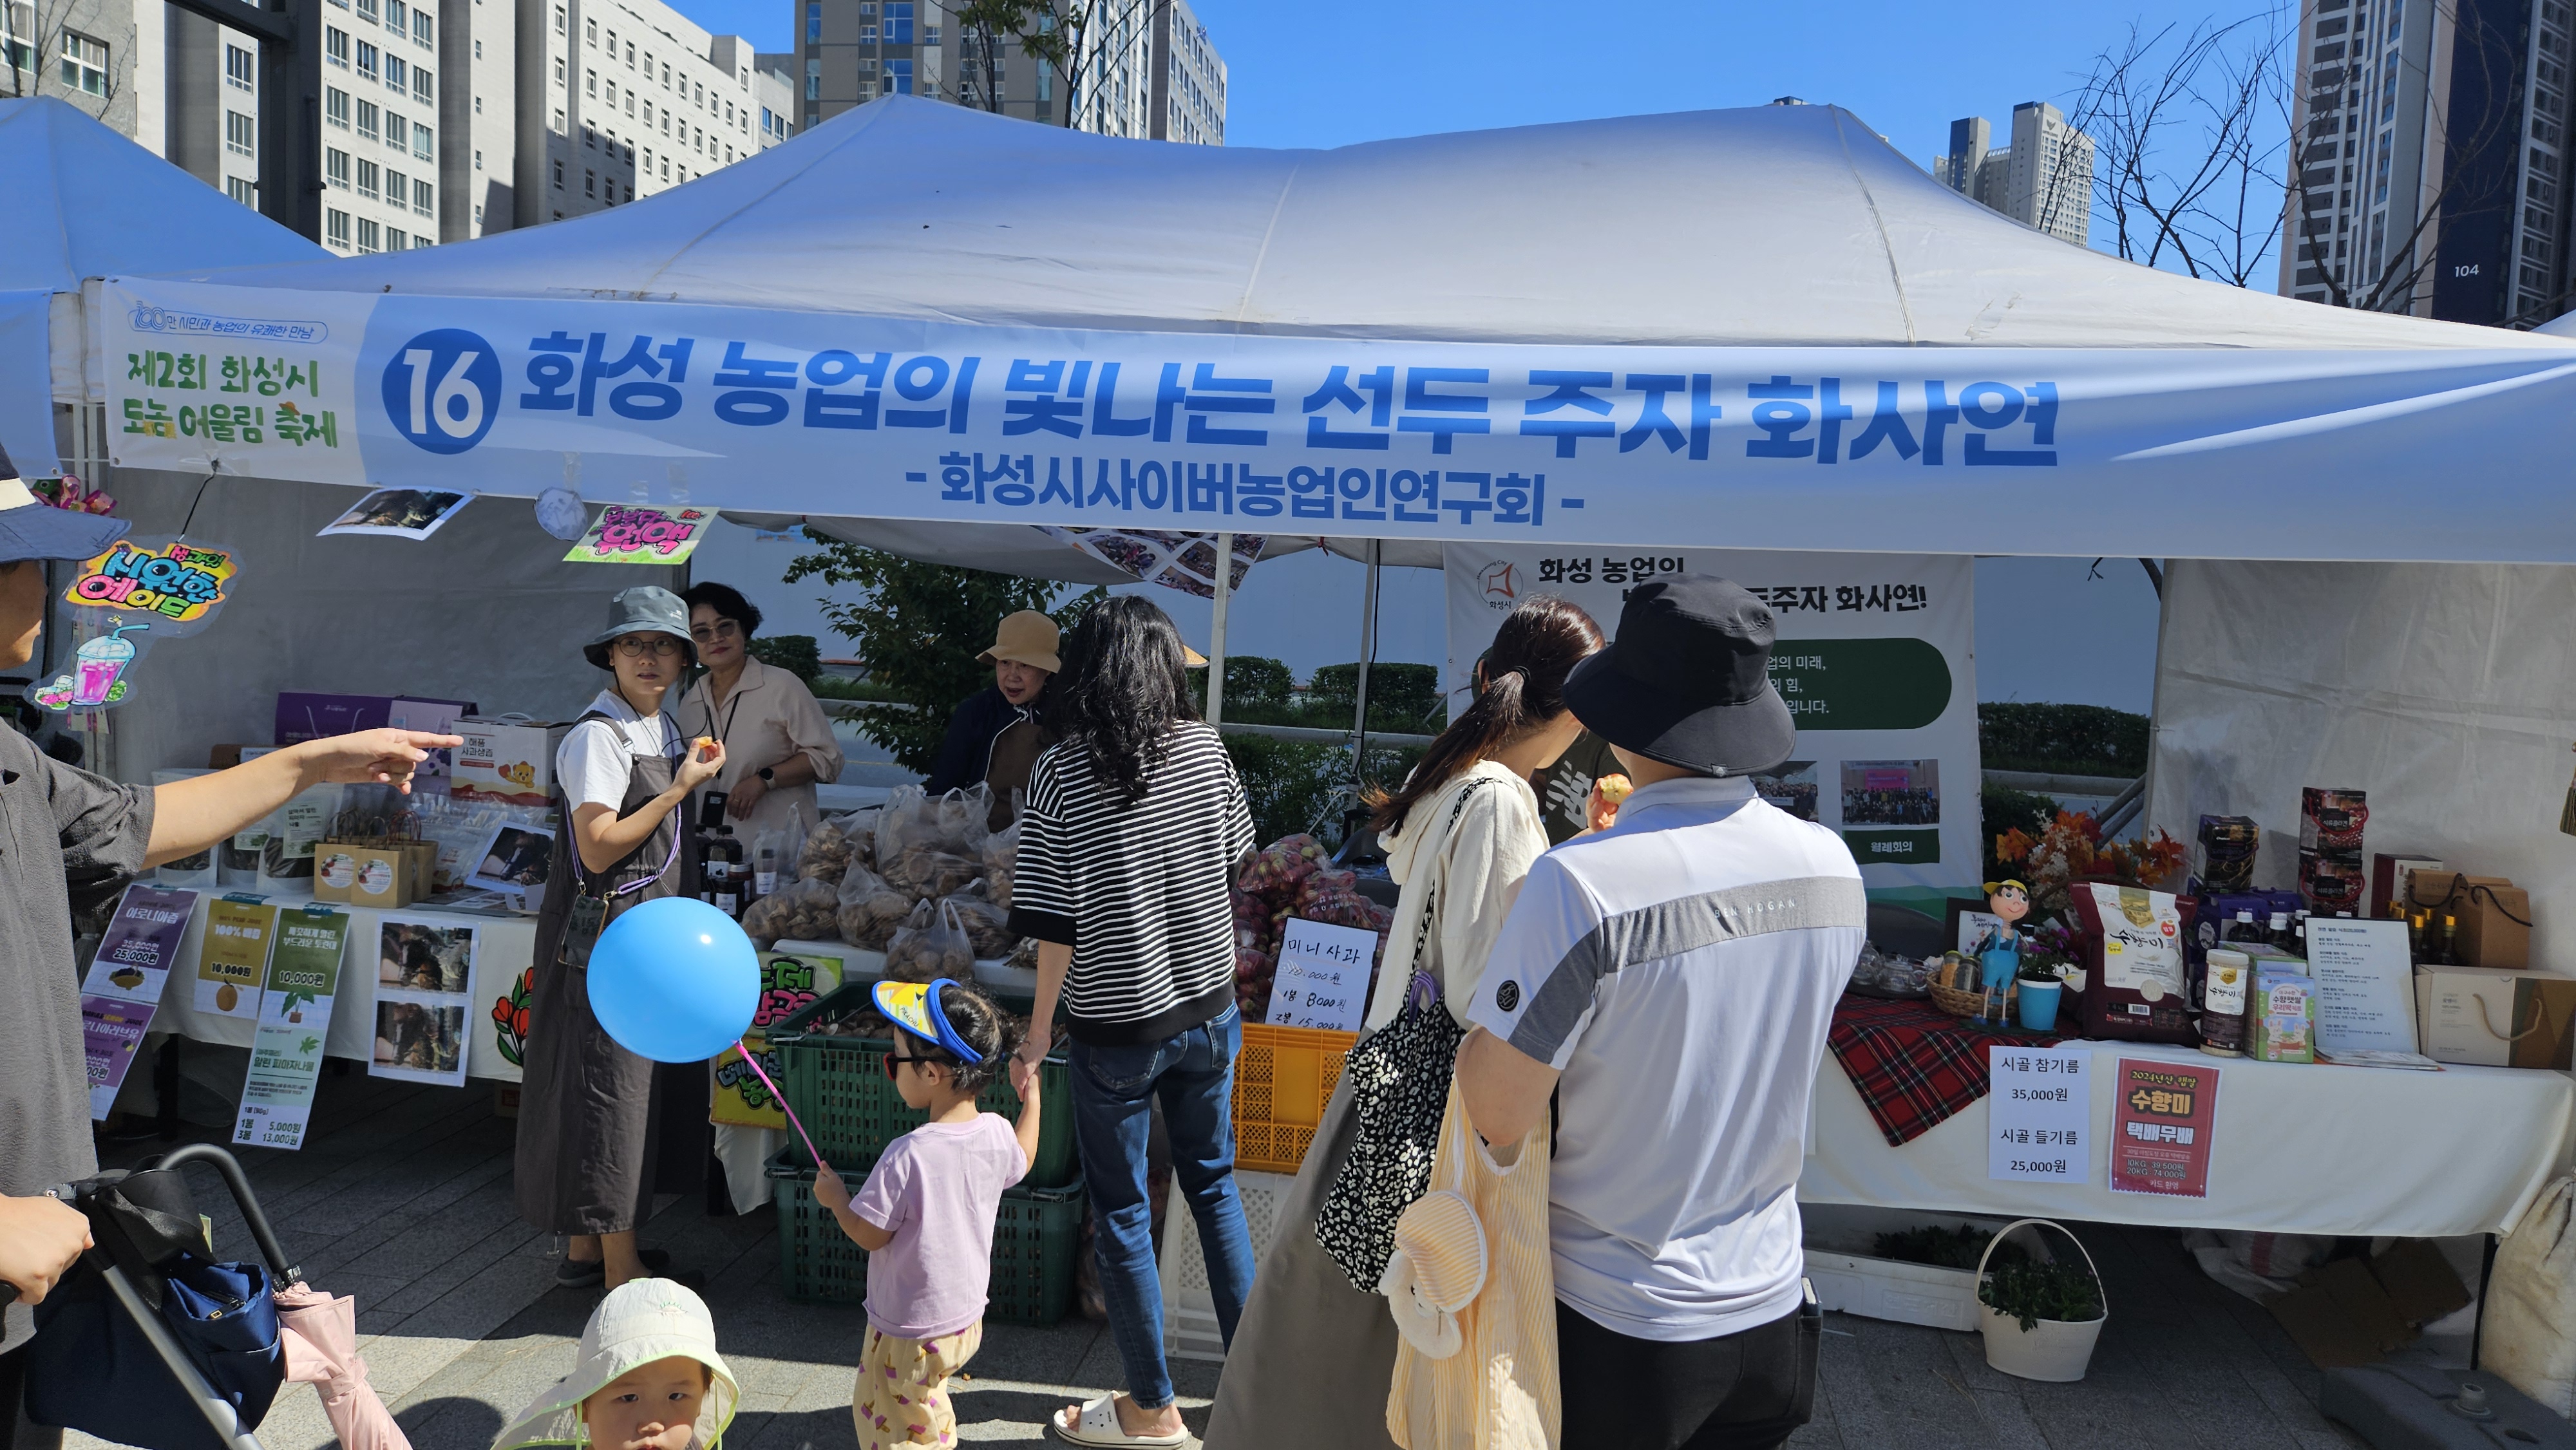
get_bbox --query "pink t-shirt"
[855,1113,1028,1340]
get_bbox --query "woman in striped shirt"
[1007,595,1256,1449]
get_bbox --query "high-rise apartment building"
[518,0,779,229]
[2282,0,2572,327]
[797,0,1222,145]
[306,0,450,254]
[1931,101,2094,246]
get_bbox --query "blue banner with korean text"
[99,277,2576,560]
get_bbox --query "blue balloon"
[586,897,760,1063]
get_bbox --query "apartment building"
[797,0,1222,145]
[2281,0,2571,326]
[312,0,447,253]
[517,0,777,227]
[1931,100,2093,246]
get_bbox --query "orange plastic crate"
[1232,1022,1356,1174]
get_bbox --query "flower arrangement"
[1993,810,2186,924]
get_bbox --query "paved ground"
[80,1062,2367,1450]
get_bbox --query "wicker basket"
[1927,967,2018,1019]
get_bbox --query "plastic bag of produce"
[879,783,992,861]
[779,805,809,883]
[1238,833,1329,906]
[835,861,913,950]
[743,876,838,949]
[886,898,974,983]
[884,847,981,901]
[798,810,870,883]
[933,784,994,856]
[981,801,1021,910]
[945,881,1018,959]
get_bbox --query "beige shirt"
[677,655,846,844]
[1364,758,1550,1030]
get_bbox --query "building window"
[553,55,563,86]
[384,108,404,148]
[659,154,669,179]
[805,57,819,99]
[473,147,481,169]
[473,202,482,225]
[326,26,350,66]
[225,43,253,90]
[413,9,431,44]
[884,57,911,95]
[585,67,594,95]
[885,2,911,44]
[553,157,564,187]
[605,79,616,106]
[472,38,480,57]
[327,87,351,127]
[327,208,351,246]
[583,168,594,196]
[553,106,564,131]
[386,165,405,200]
[356,0,375,19]
[473,94,480,113]
[225,110,254,156]
[388,229,408,250]
[327,147,350,187]
[384,0,402,30]
[583,15,594,42]
[413,66,430,101]
[414,121,431,158]
[357,40,377,79]
[553,3,562,32]
[384,53,403,91]
[624,90,634,115]
[226,175,256,205]
[357,158,379,198]
[415,177,433,215]
[358,99,379,140]
[860,23,875,42]
[804,0,818,40]
[625,41,634,67]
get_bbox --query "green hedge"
[748,634,823,683]
[1978,703,2148,777]
[1309,663,1445,730]
[1981,784,2061,884]
[1221,733,1425,847]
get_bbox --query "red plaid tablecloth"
[1826,996,2066,1147]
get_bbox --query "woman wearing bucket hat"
[924,609,1059,832]
[513,587,726,1292]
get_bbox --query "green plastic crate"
[767,982,1077,1187]
[766,1149,1085,1325]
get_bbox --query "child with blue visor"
[815,978,1041,1449]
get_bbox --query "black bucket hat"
[1561,576,1796,778]
[583,585,697,670]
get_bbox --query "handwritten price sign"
[1269,916,1379,1033]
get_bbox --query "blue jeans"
[1068,1005,1256,1411]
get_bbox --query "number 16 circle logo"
[383,329,500,454]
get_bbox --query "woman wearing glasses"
[514,586,726,1292]
[676,581,844,842]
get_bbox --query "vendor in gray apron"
[512,587,726,1291]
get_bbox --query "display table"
[1801,1036,2576,1238]
[154,889,538,1082]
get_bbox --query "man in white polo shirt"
[1459,576,1864,1450]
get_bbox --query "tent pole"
[1207,531,1232,727]
[1353,540,1380,775]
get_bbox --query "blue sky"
[679,0,2262,711]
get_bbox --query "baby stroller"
[8,1144,410,1450]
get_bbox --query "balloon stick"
[734,1039,825,1172]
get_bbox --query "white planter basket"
[1158,1169,1293,1362]
[1975,1218,2107,1383]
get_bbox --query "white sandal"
[1054,1393,1190,1447]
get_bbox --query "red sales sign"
[2110,1057,2221,1198]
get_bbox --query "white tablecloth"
[1799,1039,2576,1238]
[155,890,537,1082]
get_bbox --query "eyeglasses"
[691,619,743,643]
[612,636,685,659]
[882,1048,924,1081]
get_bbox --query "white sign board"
[1268,917,1378,1033]
[1987,1044,2091,1183]
[2303,917,2421,1058]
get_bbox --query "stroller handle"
[142,1144,302,1287]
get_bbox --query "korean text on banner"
[2109,1057,2221,1198]
[1987,1044,2090,1183]
[81,883,198,1120]
[198,894,279,1018]
[233,905,351,1151]
[1444,546,1976,907]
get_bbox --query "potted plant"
[1976,1219,2107,1382]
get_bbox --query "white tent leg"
[1206,531,1232,727]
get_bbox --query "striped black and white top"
[1007,721,1256,1046]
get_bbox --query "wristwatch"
[757,766,775,782]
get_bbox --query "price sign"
[1987,1044,2091,1183]
[1268,916,1378,1033]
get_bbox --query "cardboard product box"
[2300,787,2369,852]
[2299,847,2367,918]
[2415,966,2576,1069]
[2248,970,2315,1064]
[2405,871,2531,970]
[386,697,478,794]
[451,718,573,807]
[275,692,396,747]
[350,841,415,909]
[2369,854,2445,922]
[311,842,363,903]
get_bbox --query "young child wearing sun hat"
[813,978,1042,1449]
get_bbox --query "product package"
[2416,966,2576,1069]
[2298,787,2368,917]
[255,785,345,892]
[2196,814,2262,893]
[274,692,395,746]
[2201,948,2252,1056]
[2405,871,2532,969]
[2248,970,2316,1064]
[151,768,218,888]
[386,696,478,795]
[2071,883,2196,1044]
[2369,854,2446,920]
[451,717,573,807]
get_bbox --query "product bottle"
[753,833,782,900]
[2293,910,2312,952]
[2267,912,2294,952]
[708,825,744,918]
[695,792,729,908]
[2439,914,2460,967]
[2226,910,2267,946]
[2408,912,2427,961]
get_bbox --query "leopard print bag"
[1312,780,1483,1293]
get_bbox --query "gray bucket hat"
[0,442,128,566]
[583,585,697,670]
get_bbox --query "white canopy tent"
[0,97,325,477]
